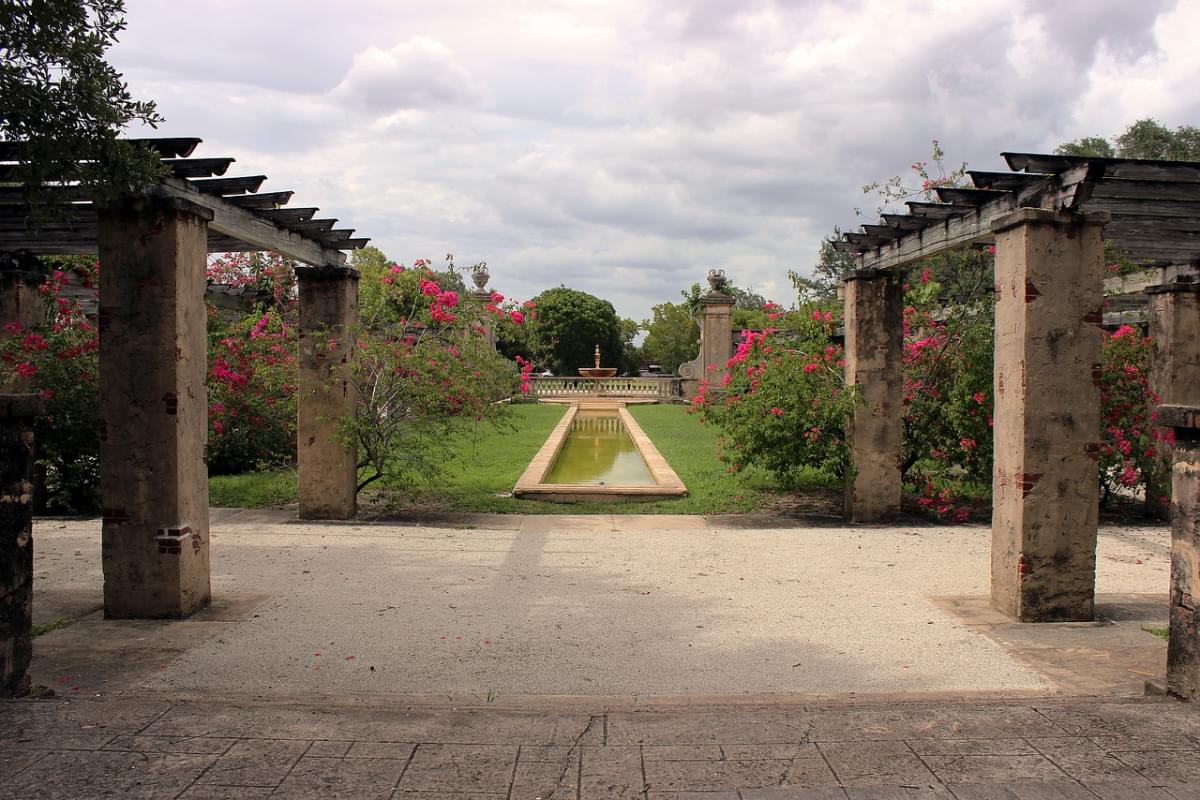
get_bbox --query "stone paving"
[4,693,1200,798]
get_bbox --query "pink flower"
[1119,465,1139,487]
[953,508,970,523]
[14,362,36,378]
[491,291,505,304]
[920,269,932,284]
[420,279,440,296]
[811,310,823,321]
[509,310,525,324]
[38,388,54,400]
[770,407,784,417]
[3,321,22,334]
[213,420,224,435]
[439,290,459,309]
[972,392,986,404]
[803,363,820,374]
[389,264,405,274]
[959,437,976,450]
[1111,324,1135,340]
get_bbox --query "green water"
[543,414,656,486]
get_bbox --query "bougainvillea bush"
[206,307,298,474]
[692,304,857,485]
[1098,324,1165,504]
[0,261,100,512]
[347,260,525,492]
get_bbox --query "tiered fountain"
[577,345,617,378]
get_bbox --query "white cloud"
[112,0,1195,324]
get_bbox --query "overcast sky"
[111,0,1198,322]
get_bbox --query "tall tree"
[791,226,855,301]
[526,287,624,376]
[641,301,700,374]
[1056,118,1200,161]
[0,0,164,208]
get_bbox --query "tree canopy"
[0,0,164,207]
[1056,118,1200,161]
[524,287,625,376]
[641,301,699,374]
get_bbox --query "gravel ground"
[30,515,1170,697]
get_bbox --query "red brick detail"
[162,392,178,415]
[1016,472,1043,498]
[1082,308,1104,327]
[155,525,193,555]
[1017,553,1033,579]
[1083,442,1100,461]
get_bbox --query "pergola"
[0,137,369,624]
[832,153,1200,625]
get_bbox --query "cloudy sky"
[111,0,1198,322]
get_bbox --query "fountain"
[577,344,617,378]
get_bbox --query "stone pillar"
[1146,277,1200,516]
[1160,405,1200,698]
[97,197,212,619]
[0,266,47,333]
[699,291,735,385]
[297,266,359,520]
[0,395,42,697]
[990,208,1107,622]
[842,269,904,522]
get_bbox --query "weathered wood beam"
[341,238,371,250]
[1005,152,1200,182]
[0,137,202,161]
[844,232,892,249]
[968,171,1052,191]
[315,229,356,245]
[189,175,266,196]
[285,218,337,234]
[861,224,905,241]
[1090,179,1200,202]
[906,202,975,219]
[935,187,1012,206]
[831,240,859,254]
[880,214,931,231]
[258,207,318,223]
[161,157,234,179]
[154,177,346,267]
[224,192,294,209]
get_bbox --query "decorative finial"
[469,261,489,290]
[594,344,601,369]
[706,268,729,294]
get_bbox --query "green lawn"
[208,402,835,515]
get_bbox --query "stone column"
[699,290,735,385]
[842,269,904,522]
[0,265,48,333]
[1146,277,1200,516]
[1160,405,1200,699]
[297,266,359,520]
[990,208,1107,622]
[0,395,42,697]
[97,197,212,619]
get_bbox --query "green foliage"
[0,0,165,208]
[1056,118,1200,162]
[209,468,297,508]
[0,260,100,513]
[523,286,625,376]
[791,227,855,301]
[1054,136,1116,158]
[206,308,298,475]
[347,262,521,492]
[641,301,699,374]
[1099,326,1166,504]
[694,305,857,486]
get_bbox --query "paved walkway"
[5,511,1196,797]
[4,693,1200,798]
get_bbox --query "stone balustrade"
[529,376,681,400]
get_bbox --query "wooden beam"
[968,171,1052,191]
[935,186,1012,206]
[0,137,202,161]
[153,177,346,267]
[861,224,905,241]
[881,214,932,231]
[1005,152,1200,182]
[315,229,356,245]
[161,157,234,179]
[906,201,975,219]
[285,218,337,234]
[1090,179,1200,203]
[225,192,294,210]
[189,175,266,196]
[258,207,318,223]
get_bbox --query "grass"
[209,468,297,508]
[1145,626,1170,641]
[31,617,72,637]
[207,403,837,515]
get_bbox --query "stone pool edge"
[512,402,688,502]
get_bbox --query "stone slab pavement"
[5,692,1200,798]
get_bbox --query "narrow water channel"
[543,413,657,486]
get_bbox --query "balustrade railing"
[529,376,681,399]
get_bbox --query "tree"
[1056,118,1200,161]
[0,0,165,208]
[641,302,700,374]
[791,227,855,301]
[525,287,624,376]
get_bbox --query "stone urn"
[706,268,729,294]
[469,262,489,290]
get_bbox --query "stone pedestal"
[0,269,47,333]
[0,395,42,697]
[842,269,904,522]
[97,197,212,619]
[1160,405,1200,699]
[699,291,735,385]
[297,266,359,520]
[1146,278,1200,516]
[990,208,1106,622]
[471,287,497,349]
